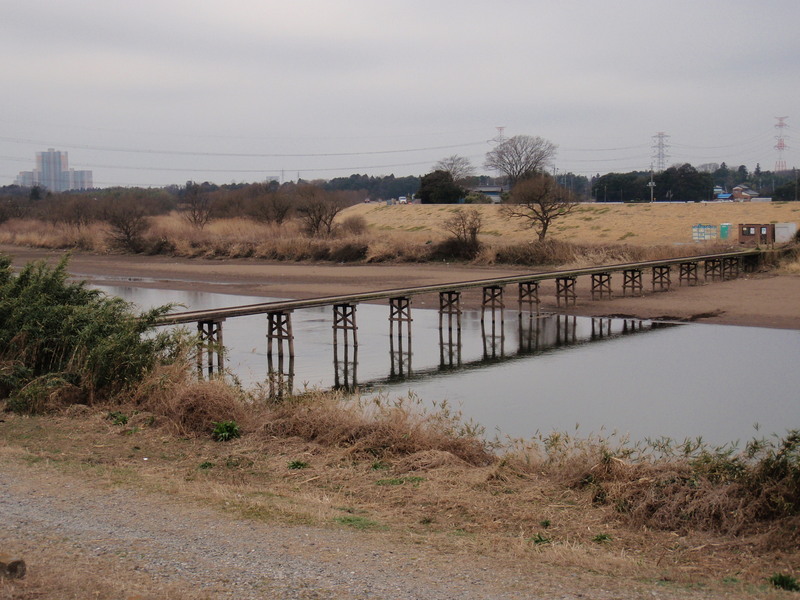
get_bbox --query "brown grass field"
[1,202,799,263]
[343,200,800,246]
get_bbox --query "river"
[98,284,800,447]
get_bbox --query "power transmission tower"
[651,132,670,172]
[490,126,506,145]
[774,116,789,173]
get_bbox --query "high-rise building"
[15,148,93,191]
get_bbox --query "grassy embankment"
[1,201,799,268]
[1,253,799,599]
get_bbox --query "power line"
[0,135,488,158]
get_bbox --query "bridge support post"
[721,256,740,280]
[389,297,412,337]
[555,276,577,307]
[704,258,722,281]
[438,291,462,368]
[590,272,612,300]
[622,269,643,297]
[679,261,699,286]
[333,303,358,347]
[197,318,224,378]
[389,297,412,378]
[651,265,671,292]
[333,303,359,388]
[481,285,505,358]
[518,281,540,314]
[266,311,294,397]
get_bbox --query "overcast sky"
[1,1,798,188]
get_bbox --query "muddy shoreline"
[4,244,800,330]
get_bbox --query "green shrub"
[0,255,186,411]
[107,411,129,426]
[769,573,800,591]
[211,420,241,442]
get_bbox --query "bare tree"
[181,182,213,230]
[484,135,557,186]
[296,186,346,237]
[502,174,576,241]
[266,190,294,224]
[434,154,475,183]
[441,208,483,256]
[104,203,149,252]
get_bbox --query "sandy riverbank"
[4,244,800,329]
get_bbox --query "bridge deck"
[156,249,760,325]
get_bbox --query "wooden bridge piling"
[518,281,540,314]
[197,318,224,378]
[555,276,577,307]
[651,265,671,292]
[591,272,613,300]
[722,256,741,280]
[622,268,644,297]
[704,258,722,282]
[266,310,294,397]
[438,291,462,368]
[679,261,699,286]
[389,297,412,378]
[332,303,359,389]
[481,285,505,358]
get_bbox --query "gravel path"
[1,460,592,600]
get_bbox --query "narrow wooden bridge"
[156,249,762,383]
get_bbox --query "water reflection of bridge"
[332,313,674,393]
[155,249,759,396]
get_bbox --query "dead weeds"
[1,390,798,596]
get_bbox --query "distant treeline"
[592,162,798,203]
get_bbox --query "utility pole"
[647,166,656,203]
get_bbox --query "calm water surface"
[98,285,800,446]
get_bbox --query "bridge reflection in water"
[267,303,673,398]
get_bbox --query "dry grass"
[4,202,798,267]
[345,201,800,246]
[2,394,797,598]
[0,218,110,252]
[260,392,492,466]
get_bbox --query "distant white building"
[15,148,93,192]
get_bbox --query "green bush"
[0,254,186,411]
[769,573,800,591]
[211,420,241,442]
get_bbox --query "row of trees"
[592,163,798,203]
[4,133,797,249]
